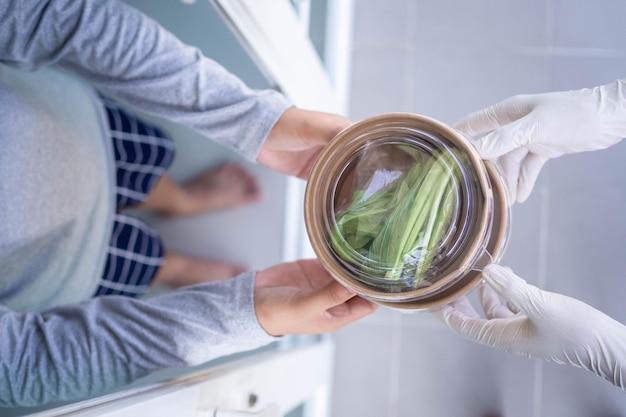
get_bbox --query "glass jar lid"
[325,128,490,294]
[305,113,497,304]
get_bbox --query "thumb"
[307,282,377,332]
[308,280,357,312]
[456,97,534,160]
[482,264,543,318]
[454,96,530,137]
[472,120,532,160]
[454,105,506,138]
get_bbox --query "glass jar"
[304,113,510,310]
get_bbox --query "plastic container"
[304,113,511,310]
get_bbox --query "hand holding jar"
[455,79,626,203]
[438,264,626,392]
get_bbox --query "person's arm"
[0,0,355,177]
[0,0,292,161]
[0,260,376,406]
[437,264,626,391]
[454,80,626,203]
[0,273,268,407]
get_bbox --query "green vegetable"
[331,146,459,288]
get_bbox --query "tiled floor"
[332,1,626,416]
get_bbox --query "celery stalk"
[330,146,459,287]
[373,154,451,280]
[368,159,435,277]
[414,179,456,282]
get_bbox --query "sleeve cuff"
[236,90,294,162]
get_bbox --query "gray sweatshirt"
[0,0,291,406]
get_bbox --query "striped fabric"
[102,97,175,209]
[95,214,164,297]
[94,97,175,297]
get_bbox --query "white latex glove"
[438,264,626,391]
[454,79,626,203]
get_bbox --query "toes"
[181,162,264,214]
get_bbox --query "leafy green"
[331,146,459,288]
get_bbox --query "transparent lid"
[324,128,491,294]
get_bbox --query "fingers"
[326,296,378,328]
[297,258,333,285]
[454,96,530,138]
[492,149,547,204]
[433,296,479,329]
[447,295,480,318]
[472,118,532,160]
[478,281,516,319]
[455,96,545,201]
[482,264,543,318]
[439,299,531,353]
[438,302,489,340]
[306,281,377,332]
[454,102,510,138]
[496,147,528,204]
[306,280,371,316]
[255,260,377,335]
[309,280,358,312]
[482,264,523,295]
[437,270,521,324]
[317,112,352,145]
[517,153,548,203]
[298,108,352,146]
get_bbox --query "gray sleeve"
[0,272,277,407]
[0,0,292,160]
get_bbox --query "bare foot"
[152,253,249,289]
[177,162,263,216]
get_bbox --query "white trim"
[208,0,344,114]
[25,338,335,417]
[323,0,354,116]
[208,0,353,262]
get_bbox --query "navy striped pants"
[94,97,175,297]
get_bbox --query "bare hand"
[257,107,352,179]
[254,259,377,336]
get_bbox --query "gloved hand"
[438,264,626,391]
[454,79,626,203]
